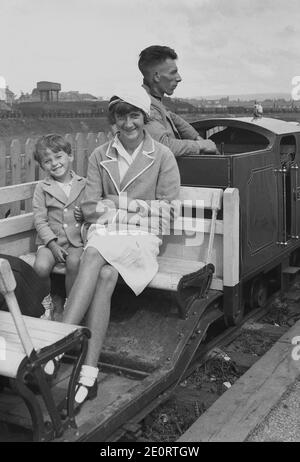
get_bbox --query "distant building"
[17,89,40,103]
[0,85,15,106]
[0,100,11,111]
[4,87,15,106]
[16,82,99,104]
[59,91,98,101]
[37,81,61,102]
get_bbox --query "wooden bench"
[0,181,239,319]
[0,182,92,441]
[0,258,90,442]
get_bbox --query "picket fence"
[0,131,109,217]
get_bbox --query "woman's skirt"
[85,224,161,296]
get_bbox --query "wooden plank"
[75,132,87,177]
[0,213,34,238]
[0,311,82,337]
[178,319,300,442]
[65,133,76,172]
[157,256,205,275]
[223,188,239,287]
[224,351,258,369]
[24,139,36,212]
[87,132,98,158]
[0,139,6,187]
[173,217,223,235]
[0,139,7,219]
[180,187,223,210]
[0,182,38,205]
[97,131,108,146]
[0,233,34,257]
[242,321,288,339]
[38,163,45,180]
[10,139,22,215]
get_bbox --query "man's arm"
[169,112,199,140]
[170,112,218,155]
[146,118,216,157]
[147,105,217,157]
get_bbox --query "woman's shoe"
[74,380,98,414]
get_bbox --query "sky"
[1,0,300,99]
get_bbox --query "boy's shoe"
[40,294,54,320]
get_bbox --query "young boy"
[32,134,86,320]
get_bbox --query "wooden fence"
[0,131,109,188]
[0,131,109,218]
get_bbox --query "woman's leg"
[84,264,119,367]
[64,246,84,296]
[44,246,107,375]
[63,247,107,325]
[74,263,118,405]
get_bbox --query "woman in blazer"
[46,89,180,409]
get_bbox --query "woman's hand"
[48,241,68,263]
[128,199,149,217]
[97,208,118,225]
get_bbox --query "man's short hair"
[138,45,178,77]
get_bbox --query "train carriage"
[0,116,300,441]
[182,117,300,321]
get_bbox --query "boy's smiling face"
[41,149,73,182]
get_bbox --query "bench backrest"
[0,181,239,289]
[159,186,239,289]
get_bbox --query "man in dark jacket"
[0,254,48,317]
[138,45,217,157]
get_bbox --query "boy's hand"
[48,241,68,263]
[74,206,84,222]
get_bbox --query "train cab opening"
[200,125,270,154]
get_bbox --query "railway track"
[116,280,300,443]
[1,280,299,443]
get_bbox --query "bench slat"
[0,327,73,351]
[0,182,39,206]
[0,311,84,378]
[0,311,80,337]
[173,217,223,235]
[180,187,223,210]
[0,350,26,378]
[150,256,223,291]
[0,213,34,239]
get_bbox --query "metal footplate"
[176,263,215,319]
